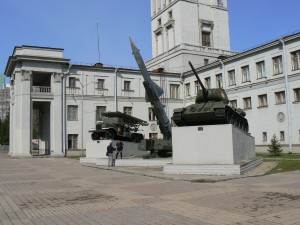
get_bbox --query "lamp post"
[76,79,97,157]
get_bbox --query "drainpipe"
[280,39,293,154]
[180,72,185,106]
[62,63,72,157]
[114,68,119,111]
[219,60,226,88]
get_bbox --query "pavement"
[1,147,300,225]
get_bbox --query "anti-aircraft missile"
[130,38,164,102]
[130,38,172,140]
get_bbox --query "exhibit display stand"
[164,124,262,175]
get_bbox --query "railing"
[66,87,80,94]
[95,88,108,96]
[122,90,134,97]
[32,86,51,93]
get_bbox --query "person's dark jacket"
[107,144,115,154]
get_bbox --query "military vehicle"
[173,61,249,133]
[89,111,148,143]
[130,38,172,157]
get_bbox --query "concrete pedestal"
[80,140,147,164]
[164,124,260,175]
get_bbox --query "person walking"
[116,140,124,159]
[106,141,115,167]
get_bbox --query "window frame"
[258,94,268,107]
[256,61,265,79]
[294,88,300,102]
[275,91,286,104]
[243,97,252,109]
[67,105,78,121]
[241,65,250,82]
[272,56,283,75]
[170,84,180,99]
[291,50,300,71]
[215,74,223,88]
[228,70,236,86]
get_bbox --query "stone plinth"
[164,124,259,175]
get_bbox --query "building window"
[195,81,200,94]
[185,83,191,96]
[158,18,162,27]
[68,134,78,149]
[262,132,267,142]
[258,94,268,107]
[204,59,209,66]
[204,77,211,89]
[241,66,250,82]
[168,11,173,20]
[256,61,265,79]
[229,100,237,109]
[123,107,132,116]
[280,131,285,141]
[170,84,180,99]
[291,50,300,70]
[243,97,252,109]
[202,32,211,47]
[69,77,76,88]
[124,81,131,91]
[228,70,236,86]
[275,91,286,104]
[294,88,300,102]
[96,79,105,90]
[216,74,223,88]
[148,108,157,121]
[217,0,223,6]
[67,105,78,121]
[96,106,106,122]
[273,56,282,75]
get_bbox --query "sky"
[1,0,300,76]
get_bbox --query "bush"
[267,134,283,156]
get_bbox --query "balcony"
[122,90,134,97]
[31,86,53,99]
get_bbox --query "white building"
[147,0,234,73]
[4,0,300,157]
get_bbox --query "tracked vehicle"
[173,61,249,133]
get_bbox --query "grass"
[257,153,300,159]
[256,153,300,174]
[66,155,81,160]
[265,159,300,174]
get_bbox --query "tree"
[0,115,9,145]
[267,134,283,156]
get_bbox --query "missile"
[130,37,164,102]
[130,37,172,140]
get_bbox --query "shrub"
[267,134,283,156]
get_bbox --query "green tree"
[267,134,283,156]
[0,115,9,145]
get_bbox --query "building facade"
[4,0,300,157]
[5,46,182,157]
[146,0,234,73]
[183,33,300,153]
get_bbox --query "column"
[11,70,32,157]
[51,73,64,157]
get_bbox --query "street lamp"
[76,78,97,157]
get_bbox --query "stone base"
[9,152,32,158]
[164,158,263,175]
[94,158,172,167]
[172,124,255,165]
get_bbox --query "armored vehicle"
[173,61,249,133]
[89,111,148,143]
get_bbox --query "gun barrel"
[189,61,208,97]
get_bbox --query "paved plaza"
[0,148,300,225]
